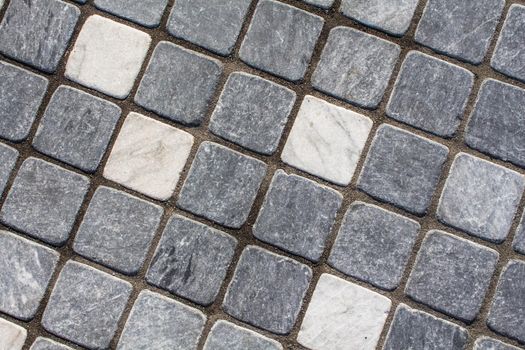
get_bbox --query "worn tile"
[383,304,469,350]
[74,186,163,275]
[0,143,18,196]
[0,317,26,350]
[33,85,121,173]
[203,320,283,350]
[94,0,169,28]
[415,0,505,64]
[135,41,222,126]
[328,202,420,291]
[66,15,151,99]
[474,337,521,350]
[513,211,525,255]
[491,5,525,83]
[340,0,419,36]
[281,95,373,186]
[30,337,73,350]
[177,142,266,228]
[117,290,206,350]
[465,79,525,169]
[0,230,59,320]
[387,51,474,137]
[167,0,252,55]
[301,0,333,9]
[437,153,524,243]
[0,61,48,141]
[209,72,296,155]
[253,170,342,261]
[358,124,448,215]
[223,245,312,334]
[312,26,400,109]
[406,230,499,322]
[42,261,132,349]
[297,273,391,350]
[104,112,194,201]
[0,0,79,72]
[1,157,89,246]
[239,0,324,81]
[147,215,237,305]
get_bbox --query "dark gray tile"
[474,337,520,350]
[300,0,333,9]
[146,214,237,305]
[0,142,18,196]
[94,0,169,28]
[0,157,89,246]
[513,211,525,255]
[30,337,72,350]
[204,320,282,350]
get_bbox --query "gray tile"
[177,142,267,228]
[42,261,132,349]
[223,245,312,334]
[312,26,400,109]
[300,0,333,9]
[239,0,324,81]
[0,61,48,141]
[117,290,206,350]
[33,86,121,173]
[513,211,525,255]
[474,337,520,350]
[328,201,420,291]
[204,320,283,350]
[437,153,524,243]
[465,79,525,169]
[387,51,474,137]
[415,0,505,64]
[0,0,80,72]
[0,230,59,320]
[0,317,27,350]
[253,170,342,261]
[491,5,525,83]
[358,124,448,215]
[94,0,169,28]
[146,215,237,306]
[167,0,252,55]
[383,304,469,350]
[1,157,89,246]
[209,72,296,155]
[74,186,163,275]
[340,0,419,36]
[135,41,223,126]
[0,143,18,195]
[30,337,73,350]
[406,230,499,323]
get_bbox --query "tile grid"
[0,0,524,349]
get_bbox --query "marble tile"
[203,320,283,350]
[94,0,169,28]
[474,336,521,350]
[30,337,73,350]
[0,317,26,350]
[0,143,18,196]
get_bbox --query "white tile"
[0,317,26,350]
[297,273,391,350]
[281,95,372,186]
[65,15,151,99]
[104,112,194,200]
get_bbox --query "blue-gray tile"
[30,337,73,350]
[94,0,169,28]
[0,142,18,196]
[513,211,525,255]
[300,0,333,9]
[474,337,521,350]
[204,320,283,350]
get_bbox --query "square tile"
[42,261,132,349]
[33,85,121,173]
[281,95,373,186]
[0,142,18,196]
[74,186,163,275]
[253,170,342,261]
[0,230,59,320]
[312,27,400,109]
[117,290,206,350]
[437,153,524,243]
[415,0,505,64]
[488,260,525,344]
[406,230,499,322]
[30,337,72,350]
[177,142,267,228]
[491,5,525,83]
[223,245,312,334]
[104,112,194,201]
[0,317,26,350]
[328,201,420,291]
[383,304,468,350]
[474,337,520,350]
[167,0,252,55]
[358,124,448,215]
[465,79,525,169]
[239,0,324,81]
[386,51,474,137]
[94,0,169,28]
[209,72,296,155]
[0,0,79,72]
[0,61,48,141]
[297,273,391,350]
[204,320,283,350]
[146,215,237,305]
[300,0,333,9]
[1,157,90,246]
[135,41,223,126]
[65,15,151,99]
[340,0,419,36]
